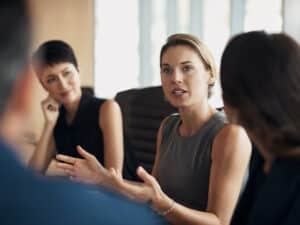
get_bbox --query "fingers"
[47,104,57,111]
[109,167,116,176]
[69,176,81,183]
[42,96,59,109]
[110,168,122,185]
[56,162,74,171]
[55,161,76,177]
[56,154,77,165]
[76,145,94,161]
[110,167,122,178]
[114,177,140,194]
[65,170,76,177]
[136,166,155,185]
[42,102,58,112]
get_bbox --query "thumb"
[110,168,121,182]
[136,166,155,185]
[76,145,94,161]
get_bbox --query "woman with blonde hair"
[57,34,251,225]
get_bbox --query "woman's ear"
[207,70,216,85]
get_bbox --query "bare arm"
[155,124,252,225]
[56,117,251,225]
[205,125,251,225]
[99,99,124,173]
[45,159,67,176]
[28,96,60,173]
[28,124,55,173]
[55,115,168,185]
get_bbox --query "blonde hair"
[160,33,217,97]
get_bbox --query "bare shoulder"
[212,124,252,161]
[100,99,121,114]
[99,99,122,127]
[214,124,250,147]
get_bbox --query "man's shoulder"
[0,141,165,225]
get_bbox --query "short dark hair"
[221,31,300,156]
[0,0,31,115]
[33,40,78,69]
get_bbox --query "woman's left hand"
[111,166,172,213]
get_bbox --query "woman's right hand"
[41,95,59,125]
[56,146,113,186]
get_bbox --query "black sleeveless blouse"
[54,93,106,163]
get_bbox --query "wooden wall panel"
[25,0,94,157]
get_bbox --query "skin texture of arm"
[109,123,251,225]
[55,115,167,185]
[45,159,67,176]
[28,126,56,173]
[28,96,62,174]
[56,113,251,225]
[99,100,124,174]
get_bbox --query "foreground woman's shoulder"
[213,124,252,159]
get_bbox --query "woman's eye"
[47,77,56,84]
[183,65,193,72]
[63,71,71,76]
[161,67,172,75]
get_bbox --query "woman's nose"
[58,77,68,89]
[171,69,183,83]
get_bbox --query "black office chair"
[115,86,177,180]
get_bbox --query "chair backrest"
[115,86,177,180]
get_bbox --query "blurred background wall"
[21,0,300,162]
[27,0,94,140]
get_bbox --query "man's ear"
[0,64,35,145]
[8,64,35,114]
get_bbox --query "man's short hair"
[0,0,31,115]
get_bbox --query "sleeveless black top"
[231,156,300,225]
[54,93,106,163]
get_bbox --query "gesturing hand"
[56,145,109,185]
[110,166,173,213]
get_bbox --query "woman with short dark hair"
[29,40,124,180]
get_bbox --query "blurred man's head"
[0,0,32,143]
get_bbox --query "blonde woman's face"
[37,62,81,104]
[160,45,214,108]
